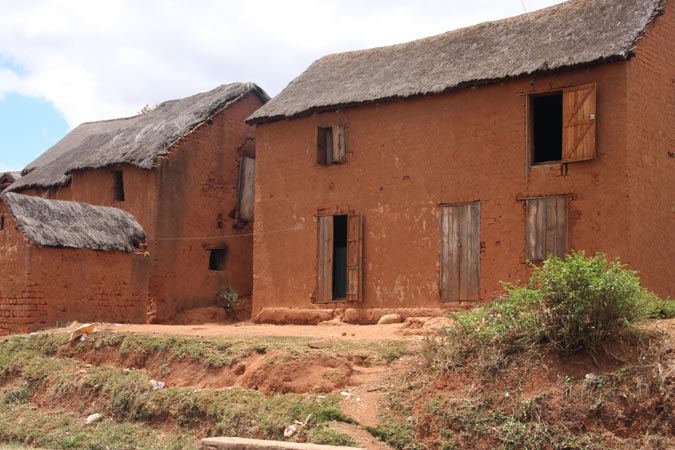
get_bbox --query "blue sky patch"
[0,93,68,171]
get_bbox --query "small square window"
[317,125,347,165]
[208,248,227,271]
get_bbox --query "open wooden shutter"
[526,196,567,261]
[237,157,255,221]
[440,203,480,302]
[317,215,334,303]
[346,213,363,302]
[562,83,596,163]
[332,126,347,164]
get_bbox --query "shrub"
[431,252,654,368]
[533,252,649,355]
[216,287,239,311]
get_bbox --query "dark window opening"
[532,93,563,164]
[0,215,4,231]
[209,248,227,271]
[113,170,125,201]
[332,215,348,300]
[317,127,334,165]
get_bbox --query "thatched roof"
[2,193,145,252]
[248,0,664,124]
[9,82,269,192]
[0,172,21,186]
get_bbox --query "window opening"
[208,248,227,271]
[0,214,4,231]
[332,215,348,300]
[317,125,346,165]
[532,93,563,164]
[113,170,125,201]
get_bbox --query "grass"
[367,254,675,450]
[0,330,414,449]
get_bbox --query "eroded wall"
[253,62,633,322]
[626,4,675,299]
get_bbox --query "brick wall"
[253,61,635,321]
[626,2,675,298]
[4,92,263,329]
[0,202,149,335]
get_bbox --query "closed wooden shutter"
[237,157,255,221]
[562,83,596,163]
[526,196,567,261]
[332,126,347,164]
[346,213,363,302]
[440,203,480,302]
[317,215,334,303]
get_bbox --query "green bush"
[434,252,654,366]
[533,253,648,354]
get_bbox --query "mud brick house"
[1,82,268,333]
[247,0,675,324]
[0,193,146,333]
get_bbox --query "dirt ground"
[95,321,421,341]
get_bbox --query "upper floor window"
[112,170,125,202]
[529,83,596,166]
[317,125,347,165]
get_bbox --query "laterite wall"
[252,59,639,323]
[626,3,675,297]
[0,203,148,335]
[7,92,263,327]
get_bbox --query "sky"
[0,0,565,172]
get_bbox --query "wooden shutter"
[346,213,363,302]
[526,196,567,261]
[562,83,596,162]
[317,127,333,165]
[332,126,347,164]
[440,203,480,302]
[237,157,255,221]
[317,215,334,303]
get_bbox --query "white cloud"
[0,0,564,128]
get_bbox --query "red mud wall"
[11,93,262,325]
[253,63,634,322]
[0,204,148,335]
[147,92,262,320]
[626,4,675,299]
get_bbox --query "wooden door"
[440,203,480,302]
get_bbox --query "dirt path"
[94,322,420,341]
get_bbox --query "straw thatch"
[9,82,269,192]
[248,0,664,124]
[0,172,21,188]
[2,193,145,252]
